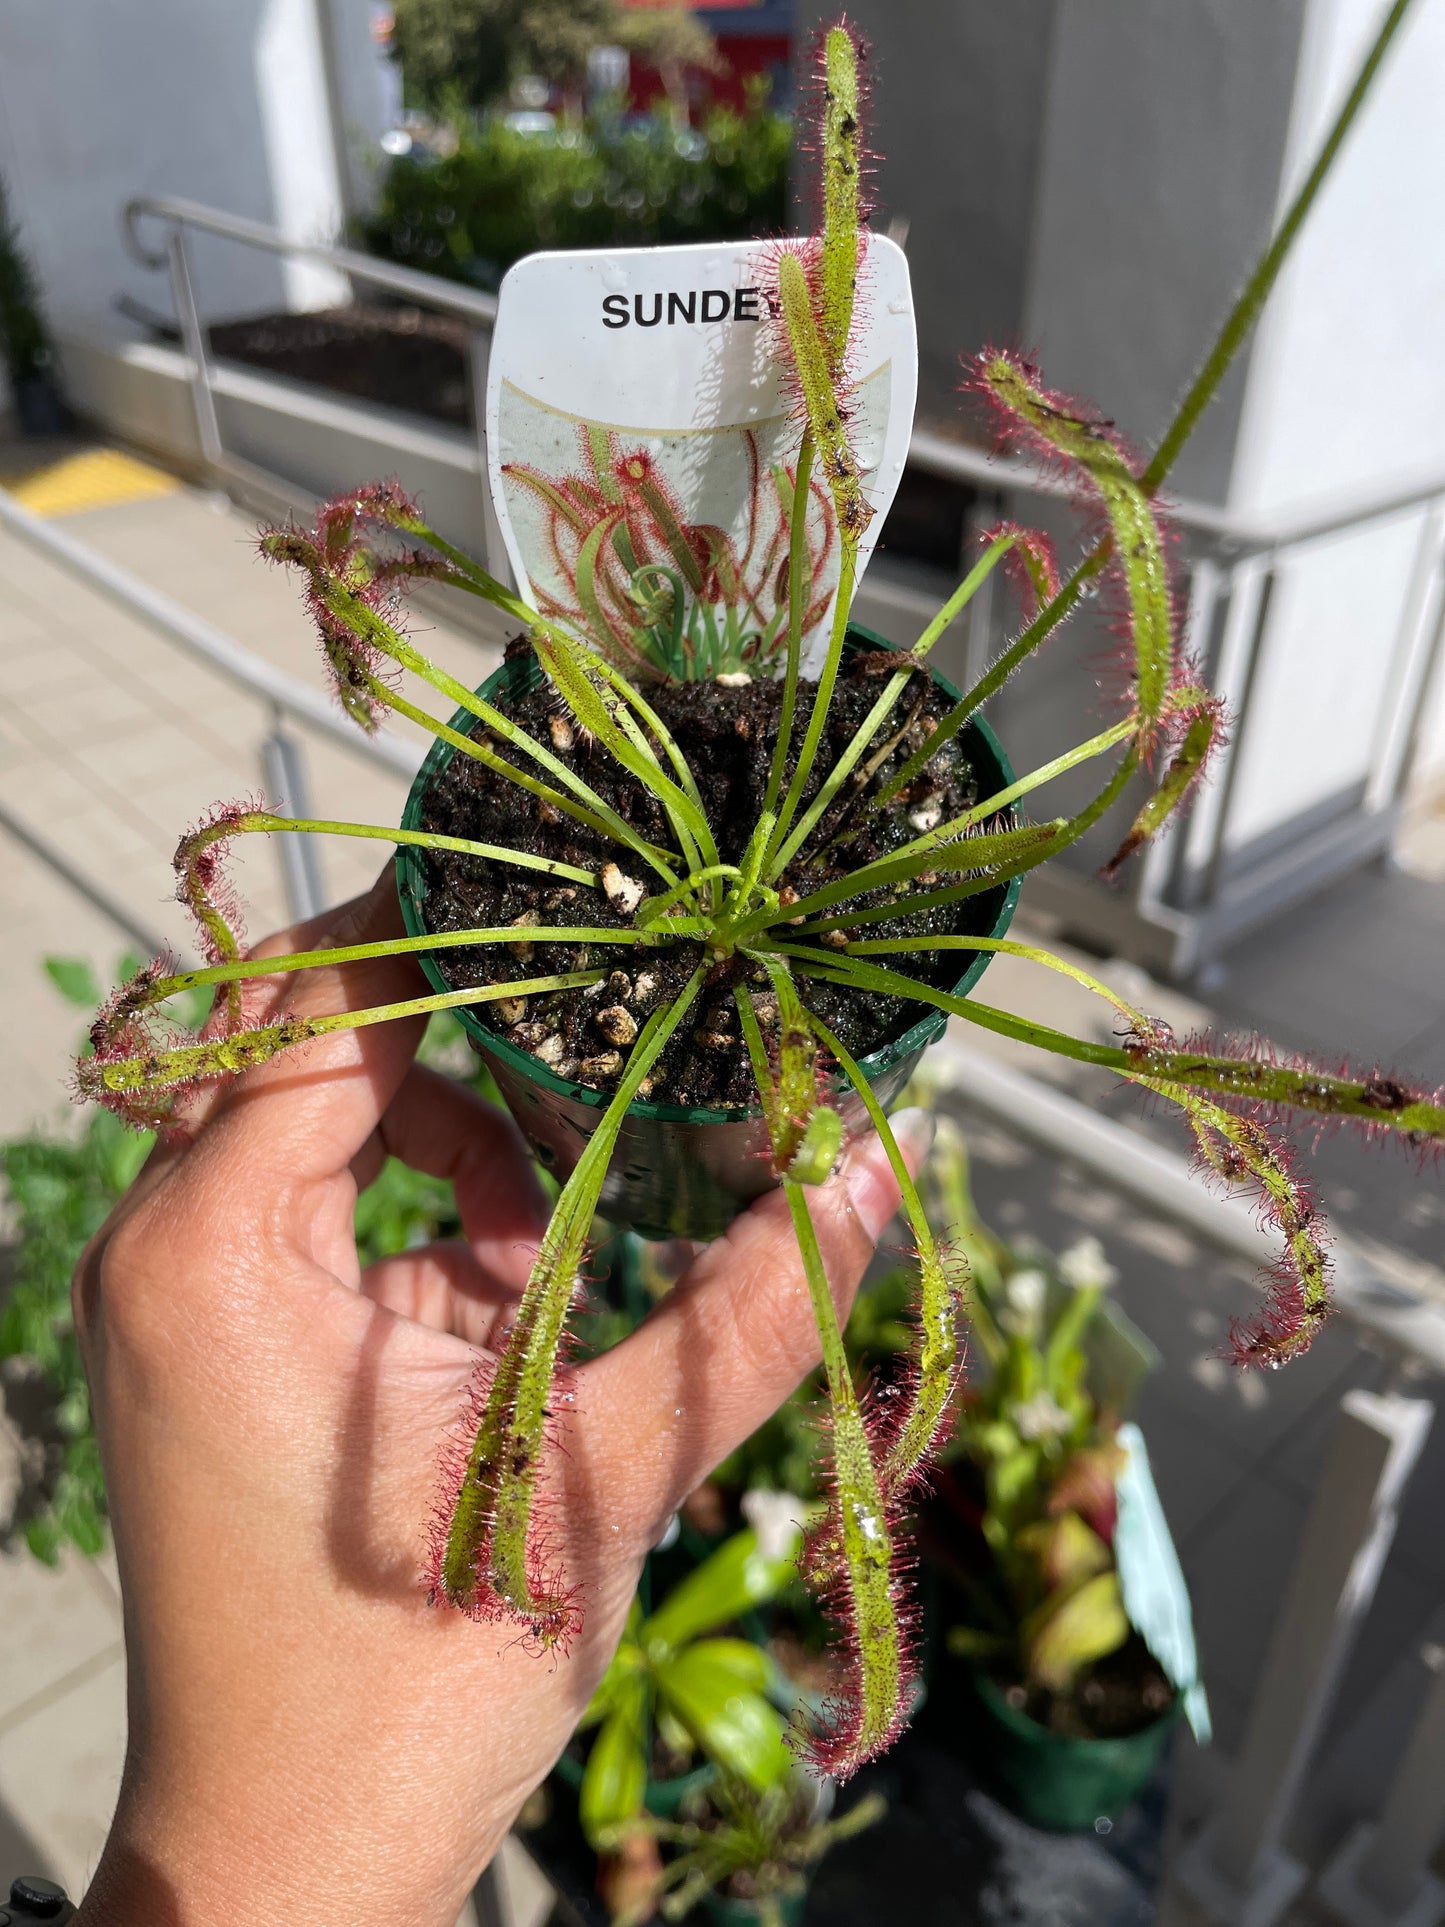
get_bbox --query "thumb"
[582,1108,936,1543]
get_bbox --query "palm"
[74,881,912,1924]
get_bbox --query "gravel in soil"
[417,644,1004,1109]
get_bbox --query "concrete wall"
[794,1,1445,909]
[793,0,1062,432]
[1219,0,1445,836]
[0,0,386,339]
[1022,0,1307,508]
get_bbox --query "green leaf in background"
[43,956,102,1009]
[654,1643,791,1792]
[641,1526,798,1655]
[2,974,496,1568]
[579,1671,649,1849]
[1021,1571,1130,1696]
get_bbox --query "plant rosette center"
[401,630,1016,1117]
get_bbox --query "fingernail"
[888,1106,936,1170]
[844,1108,935,1242]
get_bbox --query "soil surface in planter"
[417,644,996,1109]
[1001,1634,1175,1742]
[209,305,471,428]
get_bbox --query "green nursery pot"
[703,1886,808,1927]
[643,1761,717,1818]
[968,1665,1181,1834]
[396,624,1019,1240]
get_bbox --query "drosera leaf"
[1159,1084,1333,1368]
[776,249,868,546]
[1102,688,1226,878]
[79,966,608,1133]
[805,1012,966,1506]
[787,946,1445,1141]
[433,969,706,1637]
[783,1181,913,1779]
[737,970,841,1186]
[817,22,865,376]
[973,350,1173,754]
[738,968,911,1776]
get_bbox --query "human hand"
[71,878,930,1927]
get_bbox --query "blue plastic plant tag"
[1114,1421,1211,1743]
[483,236,917,680]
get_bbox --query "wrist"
[75,1777,498,1927]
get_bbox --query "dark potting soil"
[417,646,1001,1109]
[1006,1635,1176,1743]
[208,305,471,429]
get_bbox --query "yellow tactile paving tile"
[0,445,179,517]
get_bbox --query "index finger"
[196,872,432,1186]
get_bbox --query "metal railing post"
[1174,1390,1435,1927]
[261,720,328,923]
[167,225,224,471]
[1317,1637,1445,1927]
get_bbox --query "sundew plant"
[78,7,1441,1778]
[503,421,838,680]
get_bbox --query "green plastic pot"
[396,623,1019,1239]
[703,1885,807,1927]
[644,1761,717,1818]
[968,1664,1181,1833]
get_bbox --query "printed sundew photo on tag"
[485,236,917,680]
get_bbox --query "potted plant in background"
[0,175,66,438]
[554,1516,804,1921]
[618,1772,885,1927]
[73,5,1444,1785]
[920,1117,1207,1831]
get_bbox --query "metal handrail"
[910,424,1445,560]
[0,485,418,777]
[123,193,499,327]
[123,192,511,584]
[122,194,1445,566]
[113,192,1445,976]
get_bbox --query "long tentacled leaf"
[976,352,1173,752]
[783,1183,912,1777]
[434,972,705,1637]
[1103,691,1225,877]
[791,950,1445,1143]
[80,970,604,1130]
[806,1013,966,1502]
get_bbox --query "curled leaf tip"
[965,347,1175,752]
[979,519,1061,618]
[1102,684,1227,879]
[174,797,271,977]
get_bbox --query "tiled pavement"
[2,437,1443,1919]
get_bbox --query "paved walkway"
[0,437,499,1141]
[1,433,1442,1918]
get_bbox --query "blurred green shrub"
[359,95,791,292]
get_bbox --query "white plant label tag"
[484,236,917,679]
